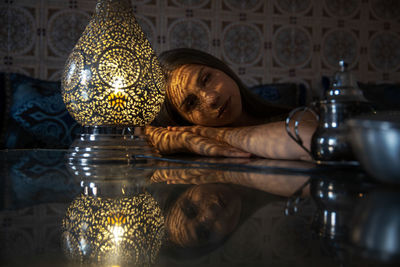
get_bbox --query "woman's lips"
[217,97,231,118]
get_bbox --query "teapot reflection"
[310,173,370,242]
[310,173,400,265]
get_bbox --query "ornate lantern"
[61,0,165,162]
[62,0,165,126]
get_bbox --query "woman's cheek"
[187,111,203,125]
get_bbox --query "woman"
[146,48,316,160]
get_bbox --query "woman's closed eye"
[181,94,199,112]
[182,200,198,219]
[201,72,211,86]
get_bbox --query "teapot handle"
[284,178,310,216]
[285,105,319,157]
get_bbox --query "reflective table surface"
[1,149,399,267]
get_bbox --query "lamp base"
[66,126,158,180]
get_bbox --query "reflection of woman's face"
[166,184,242,247]
[168,64,243,126]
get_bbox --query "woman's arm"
[168,120,317,160]
[145,126,251,157]
[150,160,310,197]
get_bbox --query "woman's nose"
[198,202,222,223]
[201,90,220,109]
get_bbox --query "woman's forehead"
[168,64,203,102]
[170,64,202,88]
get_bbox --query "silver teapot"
[286,61,375,162]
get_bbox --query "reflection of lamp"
[62,151,164,265]
[61,0,165,162]
[62,192,165,266]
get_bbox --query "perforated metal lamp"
[62,192,165,266]
[61,0,165,162]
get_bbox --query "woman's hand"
[167,125,227,141]
[145,126,251,158]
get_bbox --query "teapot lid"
[326,60,368,102]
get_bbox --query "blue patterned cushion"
[250,83,307,107]
[4,150,80,209]
[0,73,82,148]
[358,82,400,110]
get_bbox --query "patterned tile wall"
[1,0,400,99]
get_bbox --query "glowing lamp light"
[61,0,165,127]
[62,193,165,266]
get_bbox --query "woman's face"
[168,64,243,126]
[166,184,242,247]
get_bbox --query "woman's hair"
[152,48,290,126]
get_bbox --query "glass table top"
[0,149,399,267]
